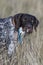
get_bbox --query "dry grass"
[0,0,43,65]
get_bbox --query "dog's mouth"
[26,28,33,33]
[24,25,33,33]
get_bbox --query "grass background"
[0,0,43,65]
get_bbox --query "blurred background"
[0,0,43,19]
[0,0,43,65]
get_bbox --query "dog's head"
[21,17,33,34]
[13,14,39,34]
[22,15,39,33]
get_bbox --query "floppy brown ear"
[12,17,20,31]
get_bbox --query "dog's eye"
[23,16,28,21]
[24,18,27,20]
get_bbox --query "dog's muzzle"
[24,24,33,34]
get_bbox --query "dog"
[8,31,18,57]
[0,13,39,56]
[0,16,25,56]
[13,13,39,33]
[0,16,17,56]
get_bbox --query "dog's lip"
[27,28,31,32]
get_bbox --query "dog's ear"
[12,16,18,28]
[31,17,39,32]
[12,16,21,31]
[33,19,39,32]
